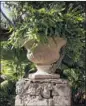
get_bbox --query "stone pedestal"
[15,76,71,106]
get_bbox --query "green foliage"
[64,68,85,90]
[8,2,85,49]
[1,41,36,79]
[1,1,86,106]
[9,6,64,47]
[0,80,16,106]
[1,60,23,80]
[0,41,35,106]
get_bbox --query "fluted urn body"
[24,37,67,79]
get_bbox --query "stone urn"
[24,36,67,79]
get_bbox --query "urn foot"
[29,64,60,79]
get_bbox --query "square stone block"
[15,78,71,106]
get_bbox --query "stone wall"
[15,78,71,106]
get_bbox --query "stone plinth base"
[15,77,71,106]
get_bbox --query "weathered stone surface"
[15,95,23,106]
[48,99,54,106]
[25,37,67,66]
[15,78,71,106]
[29,74,60,79]
[41,85,50,99]
[52,84,71,96]
[53,96,71,106]
[21,95,48,106]
[31,78,68,84]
